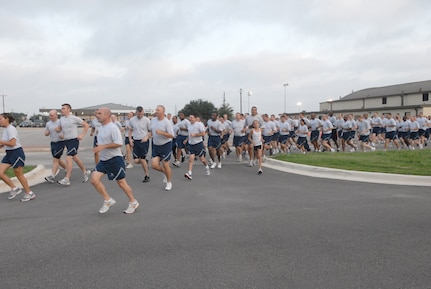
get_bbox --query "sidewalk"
[0,165,51,194]
[263,158,431,187]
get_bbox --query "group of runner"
[1,103,430,214]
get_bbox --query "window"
[382,97,387,104]
[423,93,429,102]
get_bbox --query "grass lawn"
[5,166,36,178]
[273,150,431,176]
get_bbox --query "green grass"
[5,166,36,178]
[273,150,431,176]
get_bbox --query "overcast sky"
[1,0,431,116]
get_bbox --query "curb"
[0,165,52,194]
[263,158,431,187]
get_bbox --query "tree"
[217,103,234,120]
[180,99,216,122]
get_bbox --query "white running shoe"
[8,187,22,200]
[371,147,376,151]
[20,192,36,202]
[165,182,172,191]
[330,148,335,153]
[249,160,254,167]
[57,178,71,186]
[210,162,217,169]
[217,162,222,169]
[184,172,192,180]
[99,198,116,214]
[82,170,91,183]
[238,155,242,162]
[126,163,133,169]
[205,167,210,176]
[172,160,181,167]
[123,200,139,214]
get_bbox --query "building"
[320,80,431,117]
[39,103,154,121]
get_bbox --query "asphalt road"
[1,128,431,288]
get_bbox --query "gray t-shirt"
[97,122,123,161]
[188,121,205,145]
[232,119,246,136]
[60,115,84,140]
[358,120,371,136]
[279,121,291,136]
[129,116,151,139]
[207,119,223,136]
[45,119,63,142]
[150,117,174,146]
[2,125,21,150]
[321,119,333,134]
[177,118,191,136]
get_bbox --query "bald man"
[44,109,66,183]
[91,107,139,214]
[150,105,175,191]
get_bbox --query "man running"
[44,109,66,183]
[57,103,91,186]
[150,105,175,191]
[128,106,151,183]
[207,112,223,169]
[184,114,210,180]
[91,107,139,214]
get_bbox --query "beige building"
[320,80,431,116]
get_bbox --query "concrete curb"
[0,165,52,194]
[263,158,431,187]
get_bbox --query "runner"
[207,112,223,169]
[383,112,400,151]
[128,106,151,183]
[150,105,174,191]
[0,113,36,201]
[320,114,335,152]
[173,112,189,167]
[57,103,91,186]
[184,114,210,180]
[244,106,264,166]
[231,112,246,161]
[89,109,102,164]
[44,109,67,183]
[90,107,139,214]
[248,120,263,175]
[357,114,375,152]
[124,112,134,169]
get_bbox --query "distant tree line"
[180,99,234,122]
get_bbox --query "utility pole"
[0,94,6,113]
[239,88,243,114]
[223,91,227,106]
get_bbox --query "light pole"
[296,101,302,113]
[283,83,288,113]
[1,94,6,113]
[239,88,243,114]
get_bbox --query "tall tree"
[217,103,234,120]
[180,99,216,122]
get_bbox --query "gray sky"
[1,0,431,116]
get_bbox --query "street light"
[296,101,302,113]
[247,91,252,112]
[239,88,243,114]
[283,83,288,113]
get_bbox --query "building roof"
[337,80,431,102]
[79,102,136,111]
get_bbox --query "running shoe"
[126,163,133,169]
[124,200,139,214]
[258,169,263,175]
[20,192,36,202]
[210,162,217,169]
[99,198,116,214]
[184,172,192,180]
[165,182,172,191]
[205,167,210,176]
[45,175,55,183]
[217,162,222,169]
[8,187,22,200]
[142,175,150,183]
[82,170,91,182]
[172,160,181,167]
[57,178,71,186]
